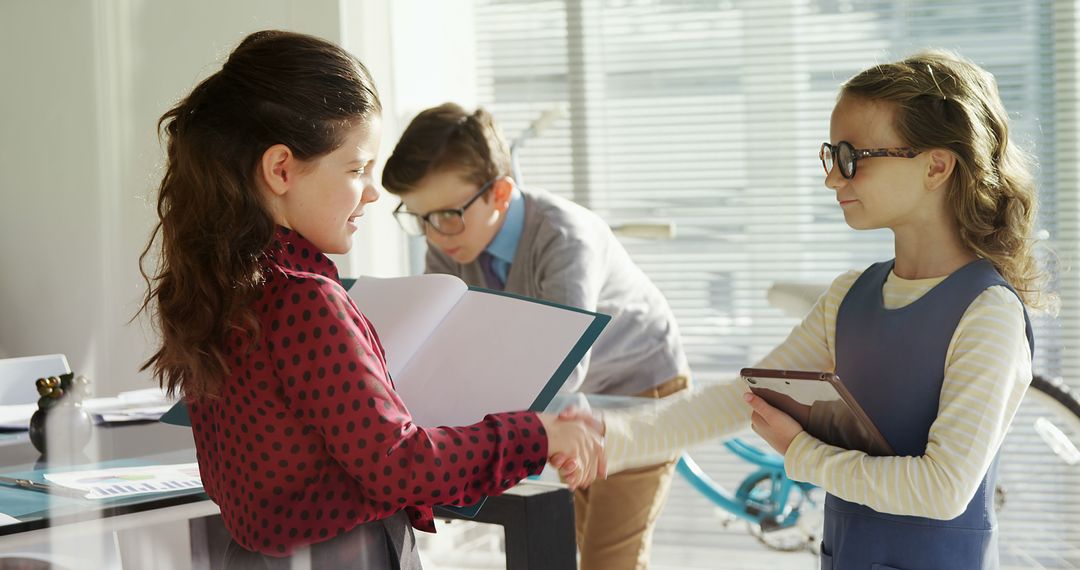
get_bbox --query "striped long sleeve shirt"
[603,268,1031,519]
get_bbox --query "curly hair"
[842,49,1053,310]
[137,30,381,398]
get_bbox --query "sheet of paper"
[2,387,177,429]
[349,275,467,377]
[0,353,70,406]
[397,290,594,426]
[44,463,203,500]
[83,387,177,423]
[0,403,36,430]
[0,512,19,526]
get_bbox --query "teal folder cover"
[160,278,610,519]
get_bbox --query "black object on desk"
[28,373,94,455]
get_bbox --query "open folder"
[161,274,610,516]
[351,274,608,426]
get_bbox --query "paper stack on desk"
[83,387,177,423]
[0,387,176,430]
[0,404,37,431]
[43,463,203,500]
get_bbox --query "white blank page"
[395,290,594,427]
[348,275,466,378]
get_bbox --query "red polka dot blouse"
[187,227,549,556]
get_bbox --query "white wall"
[386,0,479,119]
[1,0,115,390]
[0,0,405,395]
[338,0,480,278]
[339,0,411,280]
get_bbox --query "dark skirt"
[223,511,422,569]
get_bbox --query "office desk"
[0,424,207,542]
[0,423,576,569]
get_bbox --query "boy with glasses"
[382,102,690,570]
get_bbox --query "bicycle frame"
[677,439,818,530]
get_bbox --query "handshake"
[538,409,607,490]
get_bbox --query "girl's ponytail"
[139,31,381,399]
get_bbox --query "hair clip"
[928,64,947,101]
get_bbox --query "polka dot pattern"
[188,227,548,557]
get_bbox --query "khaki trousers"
[574,375,689,570]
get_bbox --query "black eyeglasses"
[820,141,921,179]
[393,179,496,237]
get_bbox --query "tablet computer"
[741,368,894,456]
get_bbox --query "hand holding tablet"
[741,368,894,456]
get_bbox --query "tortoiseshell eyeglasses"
[393,179,496,237]
[820,141,921,179]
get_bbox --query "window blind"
[469,0,1078,566]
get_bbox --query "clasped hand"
[538,393,805,489]
[538,409,607,490]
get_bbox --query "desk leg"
[444,486,577,570]
[189,514,231,570]
[116,519,192,570]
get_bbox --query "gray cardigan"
[426,187,688,395]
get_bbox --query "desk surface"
[0,422,206,537]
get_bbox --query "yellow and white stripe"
[603,269,1031,520]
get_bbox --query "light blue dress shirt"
[483,187,525,283]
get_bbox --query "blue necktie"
[477,252,505,290]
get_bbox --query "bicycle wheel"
[997,375,1080,569]
[738,471,824,553]
[668,437,824,555]
[1027,376,1080,463]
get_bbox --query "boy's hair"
[382,103,511,195]
[843,49,1053,310]
[138,30,381,399]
